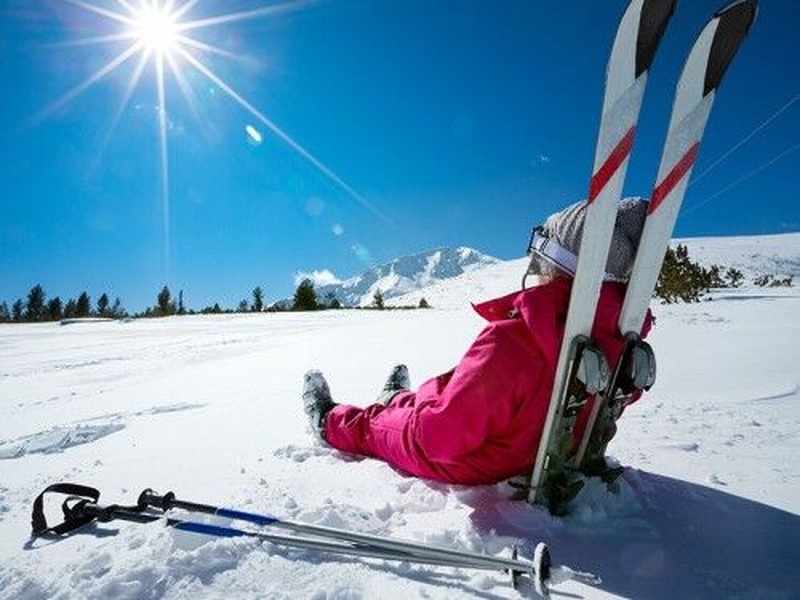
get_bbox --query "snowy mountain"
[1,231,799,599]
[294,233,800,312]
[303,246,499,308]
[387,231,800,310]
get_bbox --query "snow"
[675,232,800,280]
[1,234,799,599]
[311,246,499,308]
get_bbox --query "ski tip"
[715,0,758,24]
[635,0,678,77]
[704,0,757,96]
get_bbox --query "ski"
[574,0,758,473]
[527,0,677,511]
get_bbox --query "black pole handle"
[137,488,217,516]
[137,489,176,511]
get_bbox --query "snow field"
[1,234,799,598]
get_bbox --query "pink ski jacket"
[324,278,653,485]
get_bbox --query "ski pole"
[137,488,551,578]
[30,484,601,597]
[29,484,562,596]
[74,502,518,570]
[31,486,516,571]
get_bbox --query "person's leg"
[324,400,451,482]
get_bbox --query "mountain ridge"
[292,246,500,308]
[284,232,800,310]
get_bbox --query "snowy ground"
[1,235,799,599]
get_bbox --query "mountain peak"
[313,246,498,307]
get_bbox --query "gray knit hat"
[526,197,648,281]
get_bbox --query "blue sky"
[1,0,798,312]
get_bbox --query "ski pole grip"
[137,489,175,511]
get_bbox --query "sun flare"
[40,0,389,283]
[131,4,179,53]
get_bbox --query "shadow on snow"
[469,469,800,599]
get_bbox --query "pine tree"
[76,292,92,318]
[0,301,9,322]
[47,297,63,321]
[292,279,318,311]
[156,286,176,316]
[96,293,110,318]
[63,299,77,319]
[654,244,734,304]
[325,292,341,309]
[252,287,264,312]
[25,284,47,322]
[418,297,430,309]
[725,267,744,287]
[12,299,24,322]
[372,289,385,310]
[111,298,126,318]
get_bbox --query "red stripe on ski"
[648,142,700,214]
[588,126,636,203]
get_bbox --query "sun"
[36,0,390,284]
[131,4,179,53]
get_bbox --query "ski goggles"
[525,226,578,277]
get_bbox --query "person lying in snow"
[301,197,654,485]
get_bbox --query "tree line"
[289,279,429,312]
[0,280,430,324]
[0,285,127,323]
[2,249,791,323]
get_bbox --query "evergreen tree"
[418,297,430,309]
[0,301,9,322]
[47,297,63,321]
[252,286,264,312]
[655,245,703,303]
[12,299,24,322]
[325,292,341,309]
[96,293,110,318]
[110,298,126,319]
[76,292,92,317]
[178,290,186,315]
[156,286,176,316]
[63,298,77,319]
[372,289,385,310]
[238,299,249,312]
[25,284,47,321]
[292,279,318,311]
[754,274,793,287]
[725,267,744,287]
[654,244,734,304]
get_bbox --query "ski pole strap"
[31,483,101,537]
[31,483,150,537]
